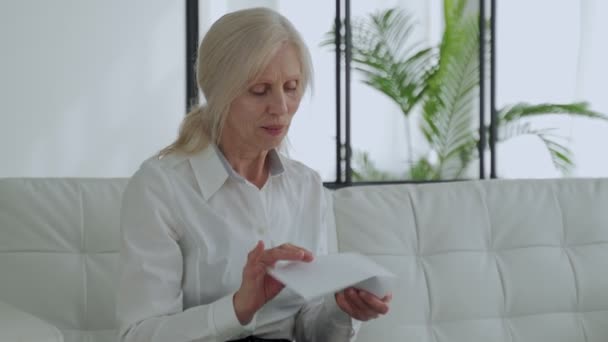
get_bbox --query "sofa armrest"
[0,300,63,342]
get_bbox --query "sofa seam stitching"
[406,188,434,340]
[553,183,587,342]
[479,183,514,342]
[78,183,88,331]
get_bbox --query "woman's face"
[221,43,303,153]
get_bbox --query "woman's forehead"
[253,45,302,83]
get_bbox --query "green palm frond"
[357,48,434,113]
[498,102,608,122]
[322,8,435,115]
[443,0,468,27]
[358,8,417,60]
[407,157,435,181]
[351,150,436,181]
[496,125,574,175]
[496,121,532,142]
[539,132,574,175]
[351,151,400,181]
[421,1,479,179]
[324,1,606,180]
[492,101,607,175]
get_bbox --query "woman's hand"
[233,241,314,325]
[335,288,392,321]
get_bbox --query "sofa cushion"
[2,177,608,342]
[0,178,126,342]
[333,179,608,342]
[0,300,63,342]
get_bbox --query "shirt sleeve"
[294,293,362,342]
[116,163,255,342]
[293,178,362,341]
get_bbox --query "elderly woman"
[116,7,391,342]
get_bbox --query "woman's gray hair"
[159,7,313,157]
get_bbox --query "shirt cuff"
[210,292,257,341]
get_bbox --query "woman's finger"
[345,288,375,318]
[260,247,308,266]
[381,293,393,303]
[242,242,265,280]
[358,290,390,315]
[336,292,364,321]
[247,241,265,264]
[252,262,267,281]
[278,243,314,261]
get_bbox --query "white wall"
[0,0,185,177]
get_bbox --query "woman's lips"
[262,125,285,136]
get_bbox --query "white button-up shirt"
[116,145,358,342]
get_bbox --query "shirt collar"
[189,144,285,201]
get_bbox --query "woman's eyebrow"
[254,74,302,84]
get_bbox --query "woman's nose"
[267,90,288,116]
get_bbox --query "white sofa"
[1,178,607,342]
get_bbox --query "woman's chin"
[257,134,286,150]
[265,139,284,150]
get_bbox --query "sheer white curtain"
[496,0,608,178]
[570,0,608,177]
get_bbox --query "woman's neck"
[218,143,270,189]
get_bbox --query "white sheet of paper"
[267,253,395,300]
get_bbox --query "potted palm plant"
[323,0,607,180]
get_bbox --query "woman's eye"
[285,81,298,92]
[250,85,267,95]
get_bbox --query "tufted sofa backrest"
[1,178,608,342]
[333,179,608,342]
[0,179,127,342]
